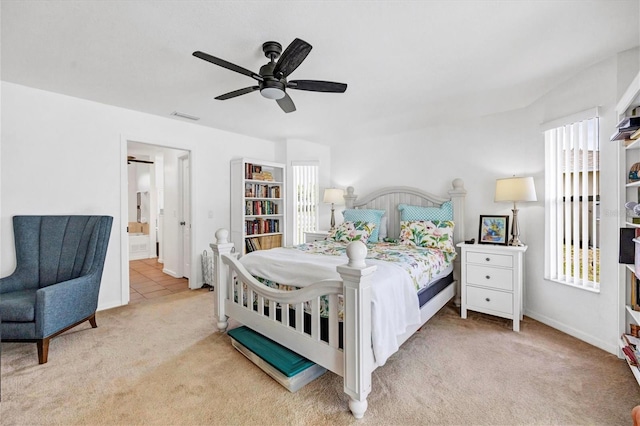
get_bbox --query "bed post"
[210,228,234,332]
[344,186,357,209]
[337,241,377,419]
[449,178,466,307]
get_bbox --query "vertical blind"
[292,163,319,245]
[544,116,600,290]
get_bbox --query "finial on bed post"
[448,179,466,307]
[214,228,229,244]
[210,228,234,332]
[338,241,376,419]
[345,241,367,268]
[344,186,357,209]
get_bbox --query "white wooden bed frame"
[210,179,466,418]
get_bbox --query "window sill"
[547,278,600,294]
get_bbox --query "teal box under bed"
[227,325,327,392]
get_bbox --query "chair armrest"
[35,273,102,338]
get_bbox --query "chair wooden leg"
[88,314,97,329]
[37,338,50,364]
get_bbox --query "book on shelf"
[632,128,640,141]
[245,235,282,252]
[621,333,640,366]
[612,116,640,141]
[617,115,640,129]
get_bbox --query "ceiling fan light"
[260,87,285,100]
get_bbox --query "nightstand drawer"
[466,286,513,315]
[467,251,513,268]
[466,264,513,291]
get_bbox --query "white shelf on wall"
[627,305,640,324]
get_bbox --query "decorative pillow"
[399,220,455,253]
[398,201,453,222]
[327,221,375,244]
[341,209,385,242]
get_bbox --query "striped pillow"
[341,209,385,242]
[398,201,453,221]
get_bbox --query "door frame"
[178,154,191,279]
[120,135,197,305]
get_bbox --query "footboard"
[211,229,375,418]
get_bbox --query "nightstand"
[457,243,527,331]
[304,230,330,243]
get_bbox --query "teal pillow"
[341,209,385,242]
[398,201,453,221]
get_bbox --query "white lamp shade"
[494,177,537,202]
[323,188,344,204]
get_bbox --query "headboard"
[343,179,466,245]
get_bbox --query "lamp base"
[507,237,525,247]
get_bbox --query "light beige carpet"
[1,289,638,425]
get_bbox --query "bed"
[210,179,466,418]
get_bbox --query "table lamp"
[494,176,537,246]
[323,188,344,231]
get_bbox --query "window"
[292,162,319,245]
[544,112,600,290]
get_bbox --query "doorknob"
[180,221,186,225]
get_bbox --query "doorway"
[122,140,193,304]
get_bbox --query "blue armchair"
[0,215,113,364]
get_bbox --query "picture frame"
[478,215,510,245]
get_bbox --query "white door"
[179,155,191,279]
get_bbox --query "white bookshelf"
[231,158,286,255]
[617,69,640,386]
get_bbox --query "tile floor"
[129,258,190,303]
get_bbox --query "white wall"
[523,56,618,354]
[1,81,278,310]
[331,53,631,354]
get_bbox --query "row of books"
[621,333,640,367]
[245,218,280,235]
[245,200,278,216]
[245,183,281,198]
[244,163,275,181]
[245,234,282,252]
[612,113,640,142]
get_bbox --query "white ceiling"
[2,1,639,146]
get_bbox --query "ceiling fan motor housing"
[260,79,286,99]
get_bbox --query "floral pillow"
[327,221,376,244]
[399,220,455,253]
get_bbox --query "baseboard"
[162,268,180,278]
[97,300,124,312]
[524,309,618,355]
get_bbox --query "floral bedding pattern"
[237,240,456,319]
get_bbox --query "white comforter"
[239,247,421,366]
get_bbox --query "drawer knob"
[485,297,490,302]
[485,275,491,280]
[485,257,491,262]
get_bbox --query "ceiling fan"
[193,38,347,113]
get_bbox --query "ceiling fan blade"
[215,86,260,100]
[273,38,312,79]
[276,93,296,113]
[288,80,347,93]
[193,51,263,81]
